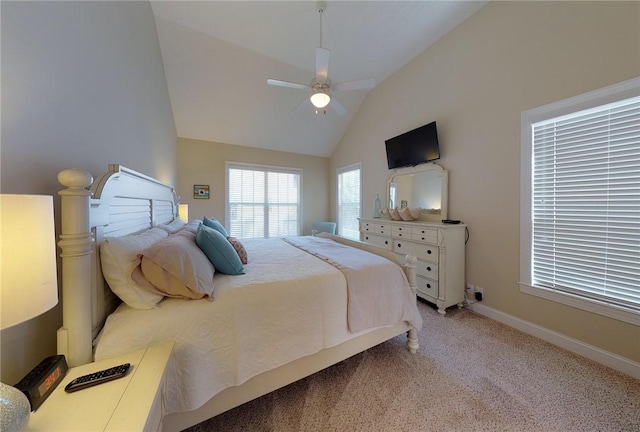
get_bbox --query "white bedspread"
[94,237,419,415]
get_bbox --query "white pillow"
[157,218,186,234]
[100,227,168,309]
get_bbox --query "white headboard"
[57,164,178,367]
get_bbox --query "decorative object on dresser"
[382,206,422,221]
[360,218,466,314]
[373,194,381,218]
[0,195,60,432]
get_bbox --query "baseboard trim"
[466,303,640,380]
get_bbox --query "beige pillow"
[141,230,215,300]
[100,228,168,309]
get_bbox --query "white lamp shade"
[178,203,189,222]
[1,195,59,329]
[310,90,330,108]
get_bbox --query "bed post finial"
[58,168,93,190]
[58,168,95,367]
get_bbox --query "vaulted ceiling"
[151,1,487,157]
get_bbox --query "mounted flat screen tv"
[385,121,440,169]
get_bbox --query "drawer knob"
[365,236,369,240]
[427,250,432,254]
[427,266,432,271]
[397,243,402,248]
[385,240,388,245]
[426,283,431,288]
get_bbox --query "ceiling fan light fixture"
[310,89,330,108]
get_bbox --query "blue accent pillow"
[195,223,245,275]
[203,216,229,238]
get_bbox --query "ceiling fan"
[267,1,376,115]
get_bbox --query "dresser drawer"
[411,227,438,244]
[393,240,438,263]
[362,233,392,250]
[375,225,390,235]
[391,225,411,238]
[415,259,438,280]
[360,221,377,233]
[360,222,387,235]
[416,275,438,298]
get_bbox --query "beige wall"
[1,1,176,383]
[331,1,640,362]
[177,138,330,235]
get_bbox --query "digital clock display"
[15,355,68,411]
[37,365,63,397]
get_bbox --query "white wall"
[1,1,176,383]
[331,1,640,362]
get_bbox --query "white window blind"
[227,163,301,239]
[337,164,361,239]
[531,96,640,312]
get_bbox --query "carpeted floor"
[185,300,640,432]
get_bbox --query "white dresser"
[359,218,466,315]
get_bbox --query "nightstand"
[26,341,174,431]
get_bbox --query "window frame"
[519,77,640,326]
[336,162,362,240]
[225,161,302,239]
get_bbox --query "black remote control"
[64,363,130,393]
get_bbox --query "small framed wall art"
[194,185,210,199]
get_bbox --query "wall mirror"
[386,163,448,222]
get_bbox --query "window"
[226,162,301,239]
[337,163,361,240]
[520,77,640,325]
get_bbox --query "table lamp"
[1,195,59,432]
[178,203,189,223]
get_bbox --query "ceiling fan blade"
[315,47,330,82]
[267,79,309,90]
[333,77,376,92]
[293,98,311,113]
[330,97,348,116]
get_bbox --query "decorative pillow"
[196,224,245,275]
[157,218,186,234]
[100,228,168,309]
[203,216,229,238]
[227,236,248,264]
[141,230,215,300]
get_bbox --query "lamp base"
[0,381,30,432]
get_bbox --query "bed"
[56,164,421,431]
